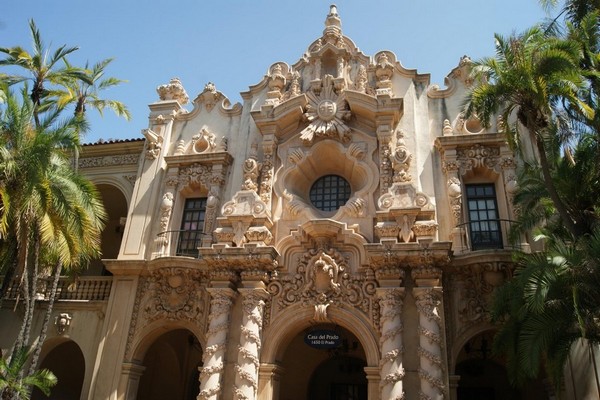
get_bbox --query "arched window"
[310,175,351,212]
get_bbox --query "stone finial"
[325,4,341,32]
[156,77,189,105]
[442,119,453,136]
[323,4,344,47]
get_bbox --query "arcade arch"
[31,339,85,400]
[87,183,128,275]
[134,328,203,400]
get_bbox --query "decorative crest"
[300,75,351,144]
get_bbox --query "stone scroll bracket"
[375,182,438,245]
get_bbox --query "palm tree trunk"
[27,262,62,379]
[533,130,583,237]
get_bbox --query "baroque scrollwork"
[267,246,378,326]
[141,268,207,323]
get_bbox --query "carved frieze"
[78,154,139,169]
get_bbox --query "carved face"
[317,100,337,121]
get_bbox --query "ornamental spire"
[324,4,342,36]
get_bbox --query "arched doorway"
[136,329,202,400]
[279,325,367,400]
[32,340,85,400]
[309,355,367,400]
[455,330,549,400]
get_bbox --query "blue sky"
[2,1,554,143]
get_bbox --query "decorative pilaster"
[413,285,446,400]
[234,287,270,400]
[198,287,236,400]
[376,286,406,400]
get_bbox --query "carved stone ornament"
[196,82,224,113]
[141,268,207,323]
[191,128,217,154]
[78,154,139,169]
[300,74,352,145]
[156,77,189,105]
[455,263,512,330]
[392,131,413,183]
[265,63,288,106]
[456,145,501,174]
[222,190,269,219]
[242,145,261,192]
[142,128,163,160]
[267,246,379,328]
[216,190,272,247]
[54,312,72,335]
[375,52,394,96]
[378,182,430,211]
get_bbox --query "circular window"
[309,175,351,212]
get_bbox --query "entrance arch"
[32,339,85,400]
[260,304,379,400]
[135,329,203,400]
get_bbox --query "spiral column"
[376,287,406,400]
[414,287,445,400]
[198,287,236,400]
[234,288,269,400]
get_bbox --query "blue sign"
[304,329,342,349]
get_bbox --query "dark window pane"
[177,197,207,256]
[466,184,502,250]
[310,175,351,212]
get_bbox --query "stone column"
[413,286,445,400]
[234,287,269,400]
[198,287,236,400]
[257,363,284,400]
[376,287,405,400]
[119,362,145,400]
[364,366,381,400]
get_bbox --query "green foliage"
[465,1,600,393]
[0,346,57,400]
[0,19,118,399]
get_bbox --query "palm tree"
[491,226,600,388]
[56,58,130,121]
[540,0,600,26]
[52,58,130,169]
[465,26,593,238]
[0,19,86,126]
[0,88,105,396]
[0,346,56,400]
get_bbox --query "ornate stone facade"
[7,5,592,400]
